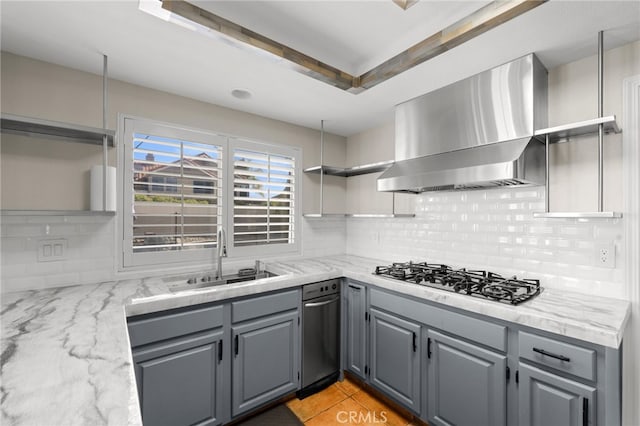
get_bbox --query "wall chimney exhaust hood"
[378,54,548,193]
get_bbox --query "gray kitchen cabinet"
[518,363,595,426]
[128,304,226,426]
[344,281,368,379]
[342,282,620,426]
[369,307,421,413]
[231,290,300,417]
[128,288,302,425]
[132,331,224,426]
[426,329,507,426]
[517,330,602,426]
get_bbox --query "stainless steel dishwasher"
[298,279,341,398]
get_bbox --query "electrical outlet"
[596,243,615,268]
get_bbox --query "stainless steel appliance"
[378,53,549,193]
[374,262,542,305]
[299,279,341,398]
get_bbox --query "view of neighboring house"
[132,148,294,251]
[133,151,220,251]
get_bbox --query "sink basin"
[169,270,278,292]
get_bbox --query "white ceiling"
[1,1,639,137]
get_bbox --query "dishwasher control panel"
[302,279,340,301]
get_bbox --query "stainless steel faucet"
[215,227,227,280]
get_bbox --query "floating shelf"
[1,210,116,216]
[303,160,394,177]
[302,213,347,218]
[346,213,415,218]
[533,211,622,219]
[303,213,415,218]
[534,116,620,144]
[1,113,115,146]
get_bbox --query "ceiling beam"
[359,0,547,90]
[162,0,356,91]
[162,0,547,94]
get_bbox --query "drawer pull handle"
[533,347,570,362]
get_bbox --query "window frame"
[118,115,301,270]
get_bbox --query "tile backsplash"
[1,187,625,298]
[1,214,116,293]
[346,187,625,299]
[0,213,347,293]
[302,216,347,258]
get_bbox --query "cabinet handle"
[532,347,570,362]
[348,285,360,290]
[583,398,589,426]
[218,340,223,362]
[305,297,339,308]
[234,335,239,356]
[427,337,432,359]
[412,332,417,352]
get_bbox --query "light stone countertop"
[0,255,631,425]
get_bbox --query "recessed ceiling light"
[231,88,252,100]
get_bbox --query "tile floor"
[286,376,427,426]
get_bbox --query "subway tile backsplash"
[1,187,624,298]
[1,214,116,293]
[346,187,625,299]
[0,213,347,293]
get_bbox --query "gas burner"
[482,284,514,301]
[373,261,541,305]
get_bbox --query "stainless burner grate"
[373,261,541,305]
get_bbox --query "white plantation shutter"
[231,142,298,252]
[132,134,223,253]
[121,117,300,268]
[122,117,227,267]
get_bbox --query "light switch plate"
[37,239,67,262]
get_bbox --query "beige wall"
[0,52,346,214]
[346,40,640,214]
[548,40,640,212]
[345,121,413,215]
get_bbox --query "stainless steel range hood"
[378,54,548,193]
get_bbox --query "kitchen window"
[229,139,297,257]
[120,116,300,268]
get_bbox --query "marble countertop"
[1,255,631,425]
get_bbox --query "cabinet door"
[133,330,224,426]
[427,329,506,426]
[345,282,367,379]
[370,308,421,413]
[519,363,596,426]
[232,310,299,417]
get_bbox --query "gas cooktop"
[373,261,542,305]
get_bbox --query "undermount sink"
[169,270,278,293]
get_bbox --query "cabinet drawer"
[519,331,595,381]
[232,289,299,323]
[128,304,224,348]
